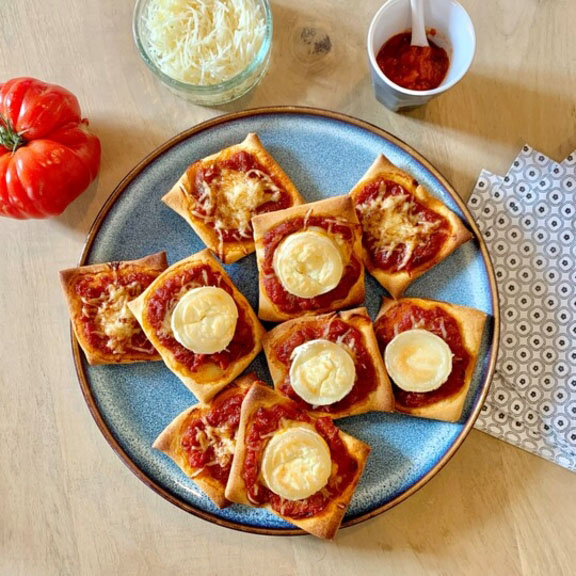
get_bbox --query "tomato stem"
[0,113,26,154]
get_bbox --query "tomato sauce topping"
[74,267,159,356]
[376,31,449,91]
[374,301,469,407]
[180,387,248,483]
[275,316,377,413]
[190,150,293,242]
[262,215,362,313]
[355,178,450,272]
[241,404,358,519]
[145,264,255,372]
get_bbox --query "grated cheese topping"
[185,419,236,475]
[200,168,281,234]
[196,422,236,467]
[143,0,267,85]
[188,167,282,257]
[80,282,143,354]
[356,187,441,271]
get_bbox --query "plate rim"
[72,105,500,536]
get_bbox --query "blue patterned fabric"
[469,146,576,472]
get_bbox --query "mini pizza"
[349,155,473,299]
[153,373,266,509]
[127,249,266,402]
[374,297,487,422]
[59,252,168,365]
[225,384,370,540]
[162,133,304,264]
[262,307,394,418]
[251,195,365,322]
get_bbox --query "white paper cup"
[367,0,476,112]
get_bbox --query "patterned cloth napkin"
[467,145,576,472]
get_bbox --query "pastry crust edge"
[349,154,473,299]
[162,133,304,264]
[252,195,366,322]
[152,373,263,509]
[225,384,371,540]
[128,249,266,402]
[59,251,168,365]
[262,307,394,418]
[377,297,487,422]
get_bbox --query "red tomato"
[0,77,101,219]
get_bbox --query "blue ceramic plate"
[75,107,498,535]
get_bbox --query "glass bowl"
[133,0,273,106]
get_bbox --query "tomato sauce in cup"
[376,31,449,91]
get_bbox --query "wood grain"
[1,1,575,574]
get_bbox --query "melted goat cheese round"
[272,230,344,299]
[289,339,356,405]
[261,426,332,501]
[170,286,238,354]
[384,329,453,393]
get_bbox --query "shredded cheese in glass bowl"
[133,0,272,105]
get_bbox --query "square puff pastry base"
[152,373,264,509]
[225,384,371,540]
[377,297,487,422]
[161,132,304,265]
[128,249,266,402]
[349,154,473,299]
[252,195,365,322]
[59,251,168,365]
[262,307,394,418]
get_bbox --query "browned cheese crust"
[162,133,304,264]
[262,307,394,418]
[59,251,168,365]
[349,154,473,299]
[153,373,264,509]
[252,195,365,322]
[377,297,487,422]
[127,249,266,402]
[225,384,371,540]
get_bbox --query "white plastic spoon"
[410,0,429,47]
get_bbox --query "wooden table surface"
[1,1,575,574]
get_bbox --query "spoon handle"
[410,0,429,47]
